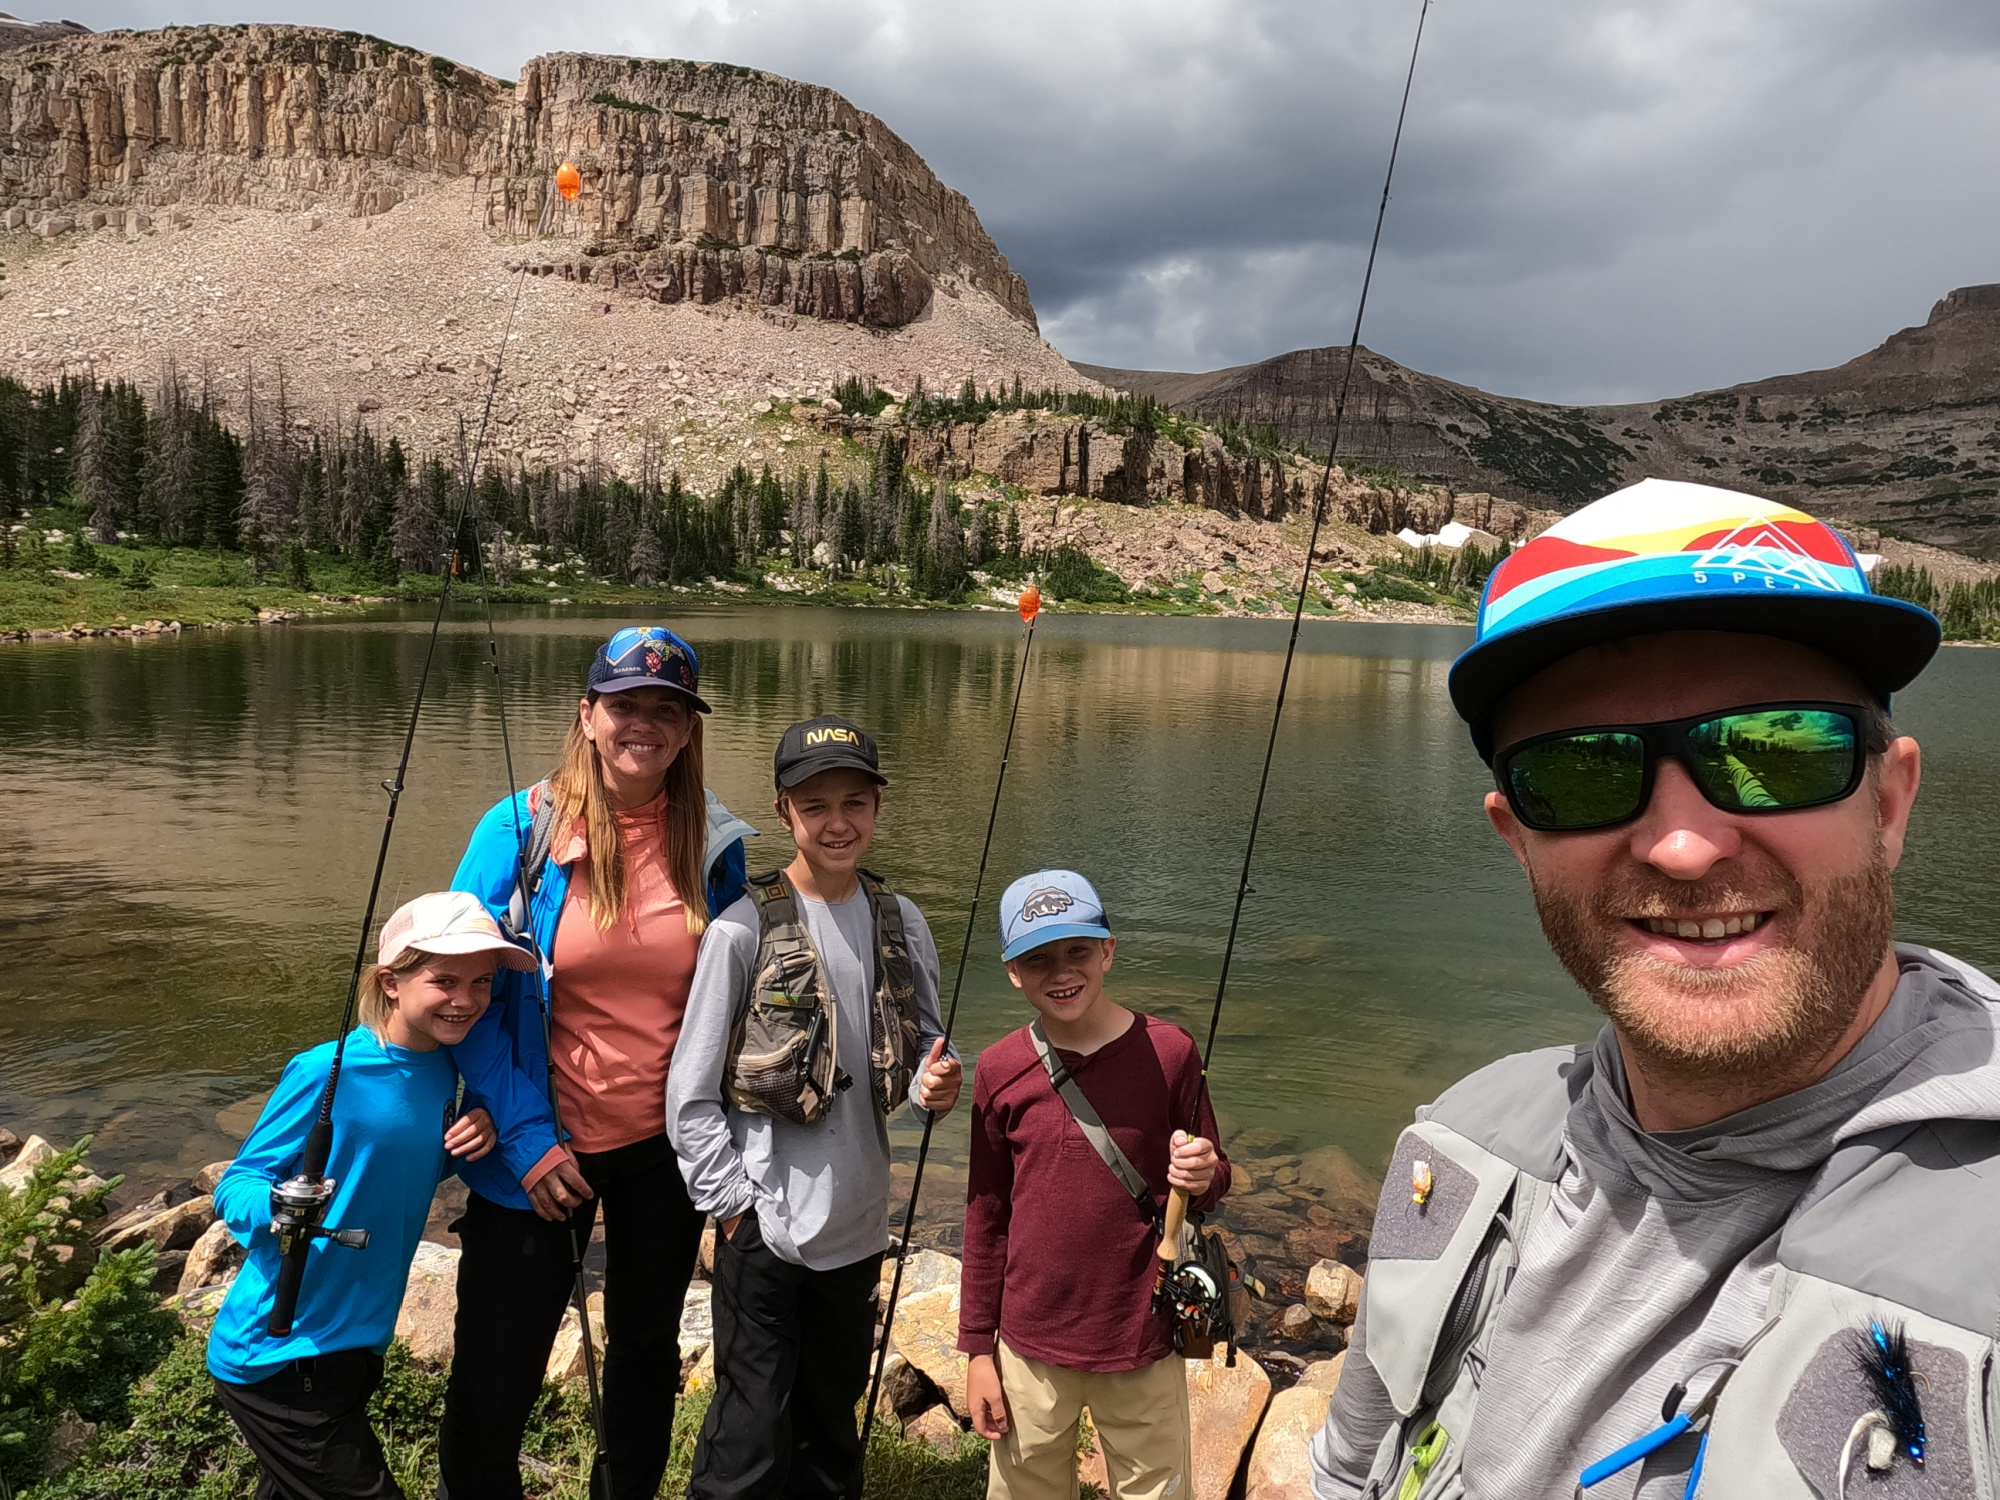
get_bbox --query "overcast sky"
[57,0,2000,403]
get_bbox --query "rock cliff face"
[1083,284,2000,556]
[0,25,1033,329]
[894,411,1316,519]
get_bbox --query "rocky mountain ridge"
[0,24,1031,328]
[1080,284,2000,556]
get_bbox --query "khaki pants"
[987,1337,1192,1500]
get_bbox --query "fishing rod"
[1161,0,1434,1292]
[264,162,582,1365]
[450,164,617,1500]
[860,583,1044,1452]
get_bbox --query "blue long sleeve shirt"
[207,1028,458,1384]
[447,784,753,1210]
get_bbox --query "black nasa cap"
[773,714,888,790]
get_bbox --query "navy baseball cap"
[1450,479,1939,758]
[587,626,711,713]
[999,870,1114,962]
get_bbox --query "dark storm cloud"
[59,0,2000,401]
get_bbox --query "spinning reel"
[267,1168,370,1337]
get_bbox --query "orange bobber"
[1018,585,1041,623]
[555,162,582,202]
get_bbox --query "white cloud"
[58,0,2000,401]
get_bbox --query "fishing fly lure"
[1836,1319,1926,1499]
[1857,1319,1927,1465]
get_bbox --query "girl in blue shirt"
[207,892,532,1500]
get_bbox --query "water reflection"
[2,609,1995,1212]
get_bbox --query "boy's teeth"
[1645,913,1762,938]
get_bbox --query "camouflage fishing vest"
[724,869,922,1128]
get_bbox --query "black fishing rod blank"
[1197,0,1431,1105]
[861,585,1044,1452]
[266,443,465,1336]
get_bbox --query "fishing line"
[860,585,1044,1453]
[1197,0,1432,1106]
[451,166,617,1500]
[264,157,582,1378]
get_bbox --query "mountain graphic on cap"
[1448,478,1940,754]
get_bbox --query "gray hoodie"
[1313,944,2000,1500]
[666,882,952,1271]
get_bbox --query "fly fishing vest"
[1347,944,2000,1500]
[724,869,923,1128]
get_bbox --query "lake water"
[5,606,1999,1286]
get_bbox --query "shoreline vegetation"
[4,1112,1368,1498]
[6,366,1997,641]
[0,366,1525,639]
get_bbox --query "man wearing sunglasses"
[1313,479,2000,1499]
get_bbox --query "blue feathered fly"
[1855,1319,1926,1469]
[1837,1318,1927,1497]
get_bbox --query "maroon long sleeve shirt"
[957,1012,1231,1372]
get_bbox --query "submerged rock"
[1305,1261,1363,1325]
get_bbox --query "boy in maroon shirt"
[959,869,1230,1500]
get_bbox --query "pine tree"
[629,511,665,586]
[838,479,865,574]
[140,366,195,545]
[391,464,449,575]
[919,480,969,599]
[74,380,118,543]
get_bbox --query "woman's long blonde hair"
[550,695,710,934]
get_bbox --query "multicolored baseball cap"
[999,869,1114,962]
[587,626,711,712]
[1449,478,1940,756]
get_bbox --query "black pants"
[439,1134,704,1500]
[689,1216,880,1500]
[214,1349,400,1500]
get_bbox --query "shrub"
[282,542,312,593]
[1,1140,178,1491]
[120,557,156,591]
[43,1333,992,1500]
[1044,544,1128,604]
[1355,572,1435,605]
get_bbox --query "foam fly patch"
[1370,1133,1476,1262]
[1775,1330,1973,1499]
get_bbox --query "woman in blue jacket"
[442,626,754,1500]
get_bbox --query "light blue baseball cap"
[999,869,1113,962]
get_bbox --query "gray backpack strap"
[1028,1019,1158,1226]
[503,781,559,944]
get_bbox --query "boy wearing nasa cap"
[959,870,1230,1500]
[669,714,961,1500]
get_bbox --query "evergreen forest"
[0,372,1039,605]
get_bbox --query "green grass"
[0,547,338,633]
[35,1327,995,1500]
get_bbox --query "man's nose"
[1629,759,1742,881]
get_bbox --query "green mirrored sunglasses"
[1494,702,1871,833]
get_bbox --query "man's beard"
[1531,841,1895,1087]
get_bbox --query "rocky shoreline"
[6,1122,1369,1499]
